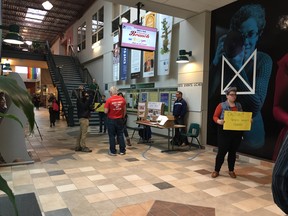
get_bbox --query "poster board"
[223,111,252,131]
[94,103,105,112]
[160,92,169,112]
[147,102,164,121]
[137,102,147,119]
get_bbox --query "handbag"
[52,101,59,111]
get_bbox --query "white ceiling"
[104,0,236,19]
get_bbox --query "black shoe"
[50,124,52,127]
[81,147,92,152]
[75,147,82,151]
[53,123,55,126]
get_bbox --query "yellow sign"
[94,103,105,112]
[223,111,252,131]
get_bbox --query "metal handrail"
[45,41,75,126]
[68,44,93,85]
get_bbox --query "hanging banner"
[120,48,128,80]
[113,34,120,81]
[131,49,141,79]
[143,12,156,78]
[157,14,173,76]
[27,67,38,79]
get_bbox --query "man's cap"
[225,87,237,95]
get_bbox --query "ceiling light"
[1,24,24,45]
[25,8,47,23]
[25,41,33,46]
[42,1,53,10]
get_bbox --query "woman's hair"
[230,4,266,32]
[109,86,118,95]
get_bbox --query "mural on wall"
[207,0,288,160]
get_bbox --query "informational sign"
[223,111,252,131]
[137,102,147,119]
[94,103,105,112]
[147,101,164,120]
[131,49,141,79]
[120,48,128,80]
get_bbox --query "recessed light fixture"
[25,41,33,46]
[42,1,53,10]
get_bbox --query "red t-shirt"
[104,95,126,119]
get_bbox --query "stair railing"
[68,44,93,85]
[45,41,75,126]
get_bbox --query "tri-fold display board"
[137,101,164,121]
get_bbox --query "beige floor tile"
[232,197,273,212]
[71,176,95,189]
[56,183,77,192]
[39,193,67,212]
[85,193,109,203]
[138,184,160,192]
[98,184,119,192]
[204,185,240,197]
[33,177,54,189]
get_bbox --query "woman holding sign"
[211,87,243,178]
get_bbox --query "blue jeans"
[107,118,126,154]
[98,112,107,132]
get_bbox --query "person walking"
[172,91,188,146]
[211,87,244,178]
[75,90,93,153]
[48,94,58,127]
[104,86,126,155]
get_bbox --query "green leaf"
[0,175,18,216]
[0,113,24,128]
[0,75,35,132]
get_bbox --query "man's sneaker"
[108,152,117,156]
[81,147,92,153]
[75,146,82,151]
[119,152,126,155]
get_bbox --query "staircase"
[46,52,99,126]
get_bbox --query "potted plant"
[0,75,35,216]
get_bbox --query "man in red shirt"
[104,86,126,155]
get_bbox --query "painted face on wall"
[238,17,259,60]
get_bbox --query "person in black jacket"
[172,91,188,146]
[75,90,93,152]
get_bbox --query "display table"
[136,120,185,152]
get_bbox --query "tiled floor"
[0,109,285,216]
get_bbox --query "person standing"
[97,95,107,133]
[172,91,188,146]
[89,79,100,103]
[211,87,243,178]
[271,53,288,214]
[75,90,93,153]
[118,92,131,146]
[104,86,126,155]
